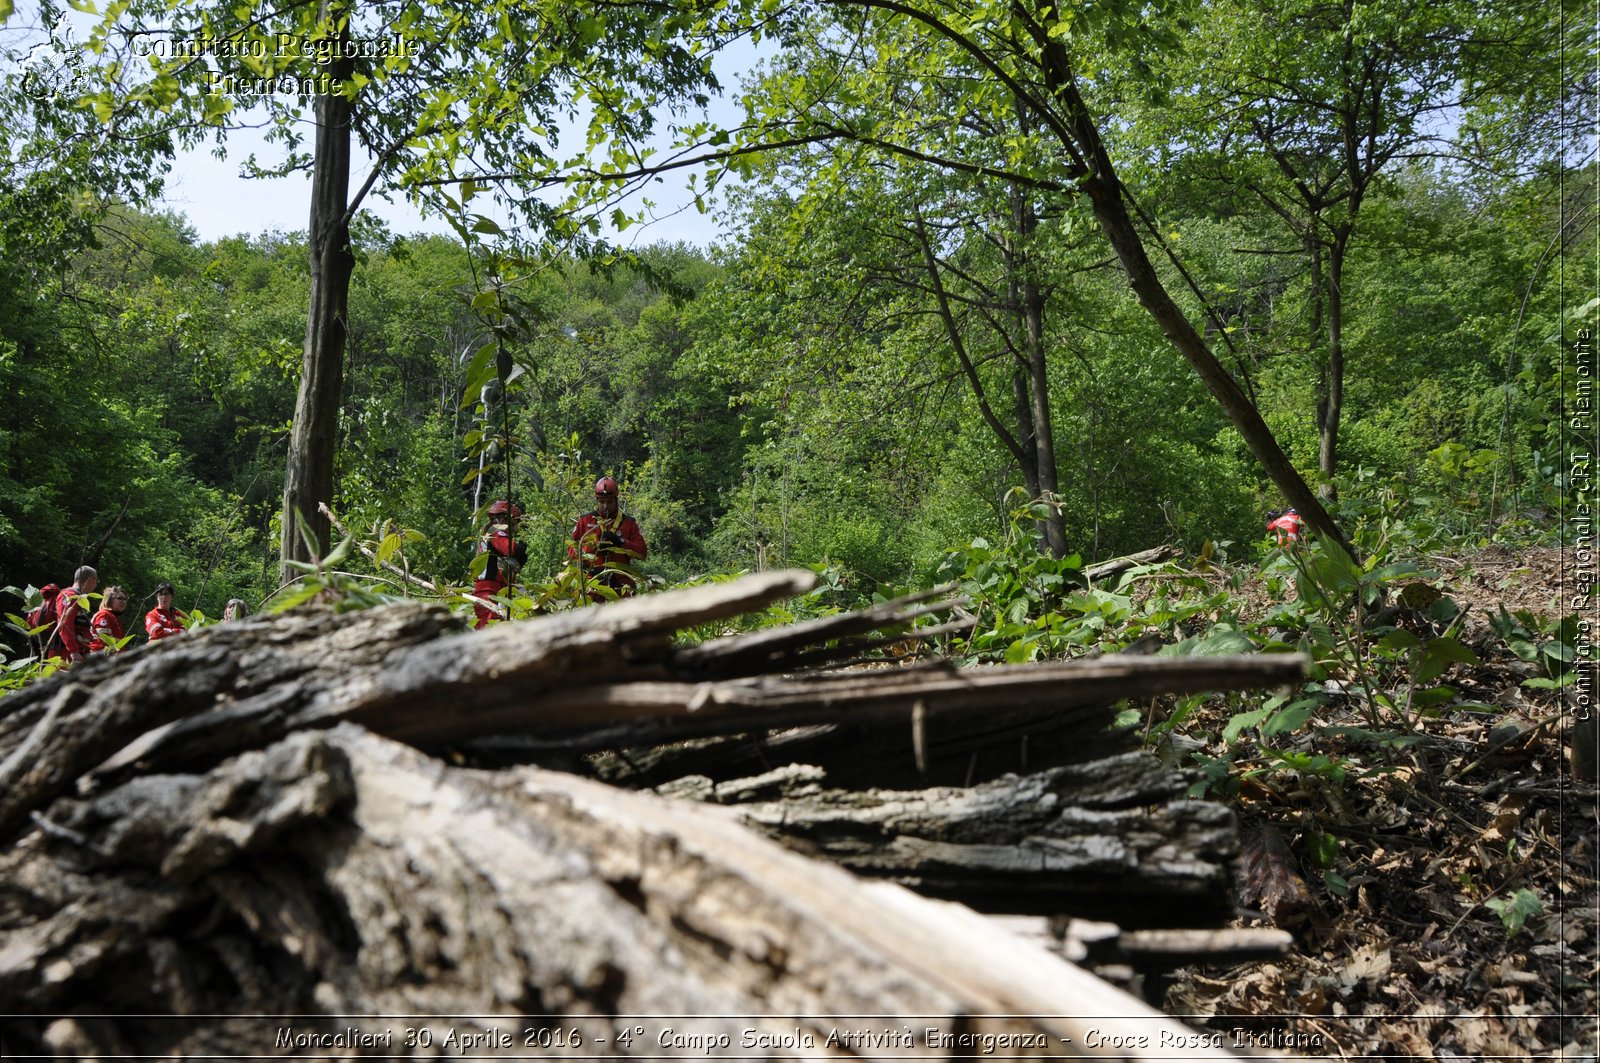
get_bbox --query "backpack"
[26,583,60,633]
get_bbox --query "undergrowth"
[4,502,1578,798]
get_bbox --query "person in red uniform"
[145,582,187,641]
[472,499,530,629]
[569,476,648,599]
[1267,508,1307,547]
[25,581,61,660]
[89,585,130,654]
[50,566,98,665]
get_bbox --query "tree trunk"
[1013,189,1069,558]
[82,494,133,570]
[1012,362,1042,497]
[1308,233,1326,490]
[1317,228,1349,498]
[666,750,1239,927]
[279,6,355,578]
[1037,53,1355,558]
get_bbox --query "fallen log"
[0,726,1242,1058]
[572,651,1306,792]
[674,583,971,678]
[658,751,1239,927]
[68,598,1304,796]
[1,571,816,841]
[0,569,1311,1057]
[1084,545,1183,583]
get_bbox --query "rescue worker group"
[29,476,648,664]
[470,475,647,629]
[33,482,1300,662]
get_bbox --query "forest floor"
[1160,546,1598,1059]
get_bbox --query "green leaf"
[1262,700,1316,738]
[1368,561,1424,582]
[1004,637,1039,664]
[269,583,322,611]
[322,535,353,568]
[1320,725,1424,749]
[1375,629,1423,654]
[1542,641,1574,664]
[1261,749,1348,782]
[1310,539,1363,596]
[1305,830,1339,868]
[1415,636,1478,684]
[1222,705,1272,743]
[1484,889,1543,936]
[1522,674,1579,690]
[1160,626,1257,656]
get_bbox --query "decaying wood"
[445,655,1307,748]
[1115,927,1295,968]
[1084,545,1183,583]
[0,567,1314,1054]
[675,584,971,677]
[0,726,1240,1058]
[2,571,816,839]
[657,751,1240,927]
[70,592,1304,798]
[994,918,1292,971]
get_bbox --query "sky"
[158,126,734,248]
[4,0,756,248]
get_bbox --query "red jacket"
[145,605,187,641]
[472,527,529,594]
[569,512,647,574]
[1268,511,1306,546]
[53,587,93,658]
[89,607,126,653]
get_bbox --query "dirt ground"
[1162,546,1598,1060]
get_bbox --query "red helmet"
[594,476,618,498]
[488,499,521,519]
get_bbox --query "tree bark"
[1317,228,1350,497]
[279,5,355,578]
[0,568,1301,825]
[0,569,1311,1055]
[0,570,818,842]
[1013,185,1070,558]
[0,726,1243,1057]
[995,120,1069,558]
[663,750,1239,927]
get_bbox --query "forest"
[0,0,1596,1054]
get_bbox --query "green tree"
[58,0,743,577]
[678,0,1358,551]
[1148,0,1571,492]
